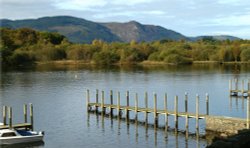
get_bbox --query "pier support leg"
[206,93,209,115]
[30,103,34,131]
[86,89,90,111]
[164,93,168,130]
[247,97,250,129]
[196,95,199,131]
[110,90,113,117]
[174,96,178,129]
[144,92,148,123]
[135,93,138,120]
[24,104,27,123]
[126,91,130,120]
[96,89,99,112]
[101,91,105,114]
[154,93,158,127]
[2,106,7,125]
[117,91,121,118]
[8,107,12,129]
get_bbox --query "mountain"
[0,16,241,43]
[0,16,120,43]
[101,21,187,42]
[190,35,241,41]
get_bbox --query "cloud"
[93,10,166,18]
[54,0,107,10]
[53,0,156,10]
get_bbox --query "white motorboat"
[0,129,44,145]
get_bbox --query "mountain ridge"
[0,16,241,43]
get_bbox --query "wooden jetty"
[229,79,250,97]
[0,104,34,130]
[86,89,250,135]
[86,89,209,132]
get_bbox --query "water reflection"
[87,111,205,148]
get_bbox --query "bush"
[10,50,35,65]
[164,54,192,64]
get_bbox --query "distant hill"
[0,16,241,43]
[190,35,241,41]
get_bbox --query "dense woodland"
[1,28,250,66]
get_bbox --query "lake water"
[0,64,250,148]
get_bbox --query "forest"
[1,28,250,67]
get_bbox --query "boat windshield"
[1,132,16,137]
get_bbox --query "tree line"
[1,28,250,67]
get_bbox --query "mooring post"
[126,91,130,119]
[185,114,189,130]
[24,104,27,123]
[206,93,209,115]
[174,96,178,129]
[247,97,250,129]
[196,95,199,130]
[145,92,148,122]
[164,93,168,129]
[154,93,158,126]
[30,103,34,131]
[8,106,12,129]
[185,92,188,113]
[86,89,90,110]
[96,89,99,111]
[242,80,245,94]
[110,90,113,116]
[101,91,105,113]
[117,91,121,117]
[185,92,189,130]
[2,106,7,125]
[248,80,250,95]
[135,93,138,120]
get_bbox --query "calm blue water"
[0,64,249,148]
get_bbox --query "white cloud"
[93,10,166,18]
[54,0,107,10]
[112,0,155,6]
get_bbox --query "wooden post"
[247,97,250,129]
[185,114,189,130]
[242,80,245,94]
[96,89,99,111]
[30,103,34,131]
[24,104,27,123]
[8,106,12,129]
[185,92,188,112]
[126,91,129,119]
[117,91,121,117]
[235,78,238,92]
[101,91,105,113]
[174,96,178,129]
[86,89,90,110]
[196,95,199,130]
[2,106,7,125]
[248,80,250,95]
[135,93,138,120]
[110,90,113,116]
[164,93,168,129]
[206,93,209,115]
[145,92,148,122]
[154,93,158,126]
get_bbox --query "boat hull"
[0,135,43,145]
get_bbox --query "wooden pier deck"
[88,103,206,119]
[229,79,250,97]
[1,104,34,130]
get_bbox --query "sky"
[1,0,250,39]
